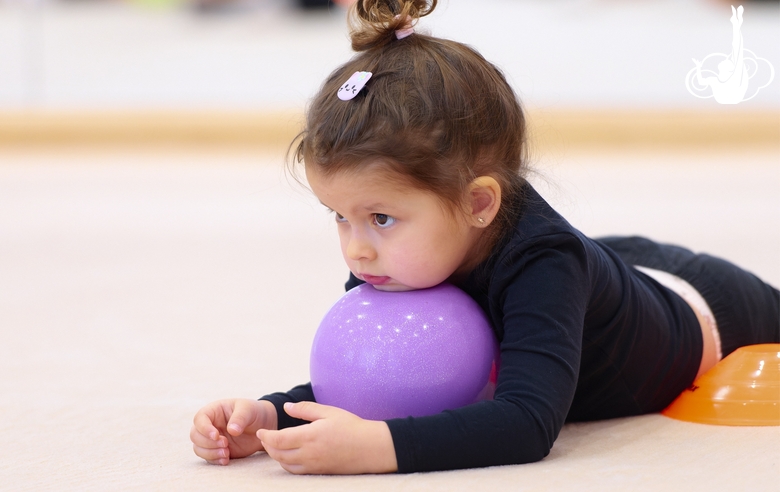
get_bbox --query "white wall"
[1,0,778,110]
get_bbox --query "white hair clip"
[337,71,373,101]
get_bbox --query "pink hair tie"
[394,15,414,40]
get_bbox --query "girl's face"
[307,164,481,292]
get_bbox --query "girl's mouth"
[362,274,391,285]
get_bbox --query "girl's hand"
[257,402,398,475]
[190,398,278,465]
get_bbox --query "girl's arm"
[387,234,588,471]
[261,383,318,429]
[256,277,398,474]
[259,236,588,473]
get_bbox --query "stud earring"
[477,217,486,225]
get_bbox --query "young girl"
[190,0,779,474]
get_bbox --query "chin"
[372,280,446,292]
[371,284,417,292]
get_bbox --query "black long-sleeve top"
[261,182,702,473]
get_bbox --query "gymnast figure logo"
[685,5,774,104]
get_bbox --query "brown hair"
[291,0,529,259]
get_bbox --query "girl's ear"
[467,176,502,228]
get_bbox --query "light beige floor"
[0,147,778,491]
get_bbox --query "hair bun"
[350,0,437,52]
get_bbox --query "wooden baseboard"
[0,110,777,150]
[0,111,304,148]
[526,110,779,151]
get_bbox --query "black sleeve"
[260,383,316,429]
[385,234,589,472]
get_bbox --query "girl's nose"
[346,233,377,261]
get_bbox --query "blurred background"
[0,0,778,146]
[2,0,779,108]
[1,2,778,489]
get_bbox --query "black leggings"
[598,236,780,357]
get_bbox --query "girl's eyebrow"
[318,200,395,213]
[360,202,393,212]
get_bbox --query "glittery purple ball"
[310,283,498,420]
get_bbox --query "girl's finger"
[190,425,227,449]
[278,462,307,475]
[192,412,221,441]
[192,443,230,465]
[257,427,307,451]
[257,429,285,450]
[262,442,303,467]
[226,399,256,435]
[283,401,344,422]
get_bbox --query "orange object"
[662,343,780,426]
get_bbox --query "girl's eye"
[373,214,395,228]
[335,212,347,223]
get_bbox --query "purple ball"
[310,283,498,420]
